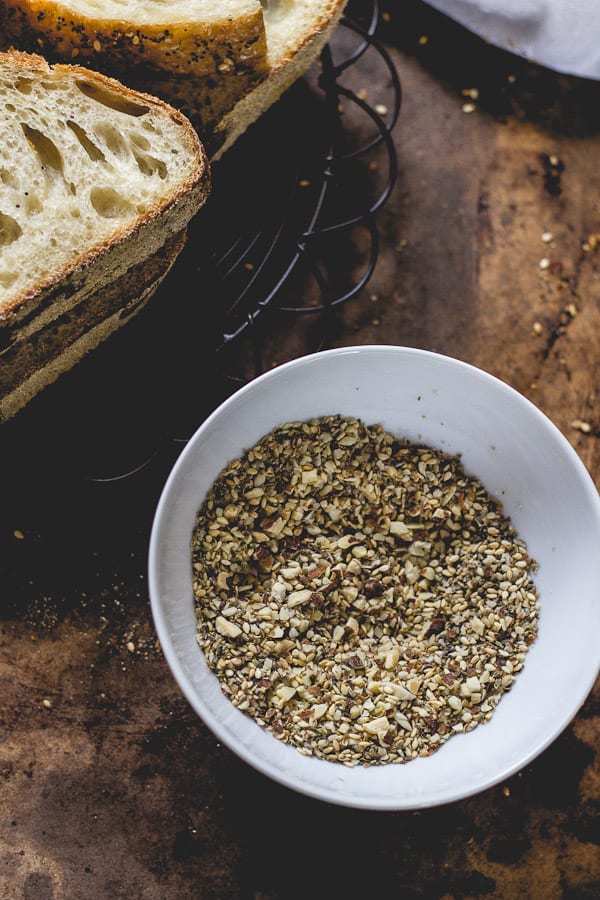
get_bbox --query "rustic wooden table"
[1,2,599,897]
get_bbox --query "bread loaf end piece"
[210,0,348,159]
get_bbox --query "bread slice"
[0,232,185,423]
[0,49,209,421]
[0,0,348,159]
[212,0,349,159]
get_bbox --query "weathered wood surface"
[1,2,598,897]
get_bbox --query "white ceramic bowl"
[148,345,600,810]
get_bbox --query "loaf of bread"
[0,0,348,159]
[0,49,210,422]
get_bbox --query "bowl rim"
[148,344,600,809]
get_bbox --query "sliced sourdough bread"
[212,0,348,159]
[0,48,209,421]
[0,1,268,78]
[0,0,348,158]
[0,232,185,423]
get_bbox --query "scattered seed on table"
[191,415,539,766]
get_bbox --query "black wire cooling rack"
[1,0,401,484]
[208,2,401,368]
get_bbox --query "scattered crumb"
[582,233,600,252]
[571,420,592,434]
[418,35,428,45]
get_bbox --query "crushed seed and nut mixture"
[191,415,539,766]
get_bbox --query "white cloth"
[424,0,600,80]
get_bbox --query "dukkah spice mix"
[191,415,539,766]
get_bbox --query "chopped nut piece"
[215,616,242,639]
[287,589,313,607]
[363,716,390,736]
[263,516,285,536]
[216,571,229,590]
[275,685,296,703]
[390,684,416,701]
[271,582,287,602]
[384,647,400,669]
[471,617,485,635]
[345,616,359,635]
[389,520,412,538]
[461,676,482,696]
